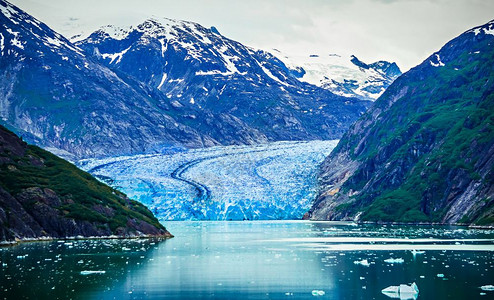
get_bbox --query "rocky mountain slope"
[308,20,494,225]
[75,18,369,149]
[0,124,172,242]
[270,50,401,101]
[0,0,368,160]
[0,0,208,159]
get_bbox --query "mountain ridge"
[270,50,402,101]
[0,1,369,159]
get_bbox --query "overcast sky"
[10,0,494,71]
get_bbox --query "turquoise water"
[1,221,494,299]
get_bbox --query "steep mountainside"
[0,125,172,242]
[270,50,401,101]
[0,0,210,160]
[74,18,369,148]
[0,1,370,159]
[308,20,494,225]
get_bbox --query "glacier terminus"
[78,140,338,221]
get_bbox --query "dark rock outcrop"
[308,20,494,226]
[0,125,172,242]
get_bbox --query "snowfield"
[77,140,338,221]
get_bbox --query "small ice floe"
[384,258,404,264]
[381,282,419,300]
[410,250,425,257]
[353,259,370,267]
[480,285,494,291]
[311,290,325,296]
[80,270,106,275]
[437,274,445,278]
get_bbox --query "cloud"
[9,0,494,71]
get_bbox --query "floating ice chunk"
[353,259,370,266]
[382,282,419,300]
[80,270,106,275]
[437,274,445,278]
[384,258,404,264]
[311,290,325,296]
[410,250,425,256]
[480,285,494,291]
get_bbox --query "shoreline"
[0,233,173,247]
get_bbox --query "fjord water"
[1,221,494,299]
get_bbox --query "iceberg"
[480,285,494,291]
[410,250,425,257]
[311,290,325,296]
[353,259,370,266]
[80,270,106,275]
[384,258,404,264]
[382,282,419,300]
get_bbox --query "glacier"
[77,140,338,221]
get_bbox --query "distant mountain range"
[309,20,494,225]
[270,50,401,100]
[0,0,402,159]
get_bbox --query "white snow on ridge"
[99,24,133,41]
[270,50,393,100]
[468,21,494,36]
[0,2,19,24]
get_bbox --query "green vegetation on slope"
[0,125,166,235]
[315,23,494,225]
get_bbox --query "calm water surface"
[1,221,494,299]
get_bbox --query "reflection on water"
[1,221,494,299]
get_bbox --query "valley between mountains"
[0,0,493,246]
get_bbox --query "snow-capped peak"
[270,50,401,101]
[1,0,85,56]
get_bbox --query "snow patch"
[430,54,445,67]
[101,46,131,64]
[157,73,167,89]
[5,28,23,49]
[0,33,4,54]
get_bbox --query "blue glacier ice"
[77,141,338,221]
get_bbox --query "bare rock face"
[308,20,494,226]
[0,125,172,242]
